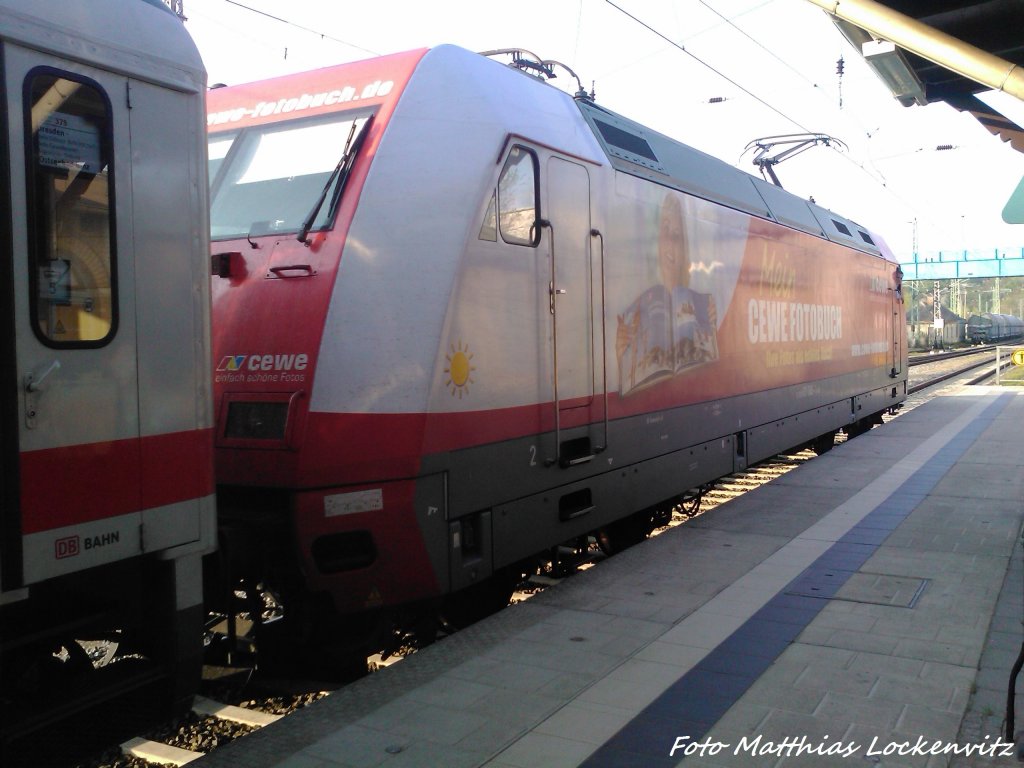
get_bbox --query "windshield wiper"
[296,115,372,244]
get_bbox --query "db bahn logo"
[54,531,120,558]
[55,536,80,558]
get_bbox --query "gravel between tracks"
[72,690,329,768]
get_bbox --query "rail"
[907,345,996,367]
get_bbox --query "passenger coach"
[1,0,214,751]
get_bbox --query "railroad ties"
[120,697,282,766]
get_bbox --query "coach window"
[497,145,538,246]
[25,71,116,346]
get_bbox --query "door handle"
[26,360,61,392]
[266,264,317,279]
[25,360,61,429]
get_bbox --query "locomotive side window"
[478,191,497,241]
[497,146,539,246]
[25,71,116,346]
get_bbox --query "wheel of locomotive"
[440,567,520,630]
[845,419,870,439]
[596,508,657,556]
[811,430,837,455]
[311,642,372,683]
[405,609,442,649]
[246,571,368,682]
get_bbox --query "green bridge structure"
[899,248,1024,280]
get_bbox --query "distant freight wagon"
[966,312,1024,343]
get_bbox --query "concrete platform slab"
[197,389,1024,768]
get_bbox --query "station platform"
[199,387,1024,768]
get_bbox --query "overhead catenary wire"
[690,0,883,149]
[601,0,965,241]
[697,0,826,95]
[694,0,859,131]
[220,0,379,57]
[603,0,815,135]
[601,1,872,168]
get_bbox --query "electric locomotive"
[206,45,906,664]
[1,0,214,753]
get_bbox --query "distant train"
[966,313,1024,343]
[205,45,907,665]
[1,0,213,752]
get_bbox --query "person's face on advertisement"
[658,195,688,290]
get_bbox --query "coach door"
[2,45,141,587]
[544,155,604,467]
[0,44,15,592]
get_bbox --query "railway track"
[907,345,1001,393]
[118,697,280,766]
[65,679,329,768]
[63,349,1009,768]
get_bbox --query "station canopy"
[810,0,1024,222]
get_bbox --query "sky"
[181,0,1024,261]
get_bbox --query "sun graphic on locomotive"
[444,340,475,398]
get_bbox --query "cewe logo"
[217,353,309,372]
[217,355,247,372]
[55,536,80,559]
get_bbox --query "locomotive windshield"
[208,111,371,241]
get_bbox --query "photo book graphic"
[617,284,718,396]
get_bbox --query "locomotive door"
[2,44,141,588]
[544,156,600,465]
[891,283,904,376]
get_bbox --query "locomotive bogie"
[207,45,907,652]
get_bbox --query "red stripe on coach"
[141,429,215,511]
[20,429,214,534]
